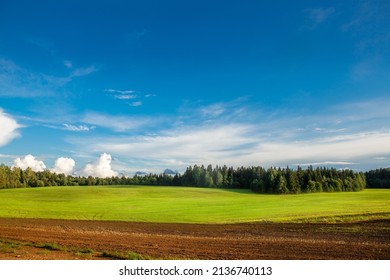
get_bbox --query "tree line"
[0,164,175,189]
[180,165,366,193]
[0,163,369,193]
[365,168,390,189]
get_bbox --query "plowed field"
[0,218,389,260]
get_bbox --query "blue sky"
[1,0,390,176]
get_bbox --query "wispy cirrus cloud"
[42,65,99,86]
[63,124,96,132]
[178,98,252,125]
[341,1,390,33]
[129,101,143,107]
[303,7,335,30]
[105,88,138,100]
[0,58,98,98]
[105,89,136,94]
[82,112,159,132]
[70,65,98,77]
[63,60,73,69]
[114,94,137,100]
[200,103,226,118]
[0,58,53,97]
[340,1,390,83]
[106,89,156,107]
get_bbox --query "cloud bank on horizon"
[1,1,390,176]
[11,153,116,178]
[2,97,390,177]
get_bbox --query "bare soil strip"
[0,218,389,260]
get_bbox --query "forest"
[0,163,373,194]
[365,168,390,189]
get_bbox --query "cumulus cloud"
[12,154,46,172]
[0,109,21,147]
[52,157,75,175]
[79,153,118,178]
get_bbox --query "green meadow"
[0,186,389,223]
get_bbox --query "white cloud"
[70,66,98,77]
[200,103,226,118]
[90,128,390,171]
[78,153,118,178]
[106,89,140,102]
[82,112,153,132]
[374,157,386,160]
[75,108,390,172]
[0,58,51,97]
[292,161,357,167]
[0,109,21,147]
[248,131,390,167]
[52,157,75,175]
[179,98,252,125]
[129,101,142,107]
[0,58,98,97]
[63,124,95,131]
[84,124,257,171]
[12,154,46,172]
[114,94,137,100]
[66,98,390,172]
[105,89,136,94]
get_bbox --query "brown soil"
[0,218,389,260]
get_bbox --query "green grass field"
[0,186,389,223]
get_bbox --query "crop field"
[0,186,389,259]
[0,186,389,223]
